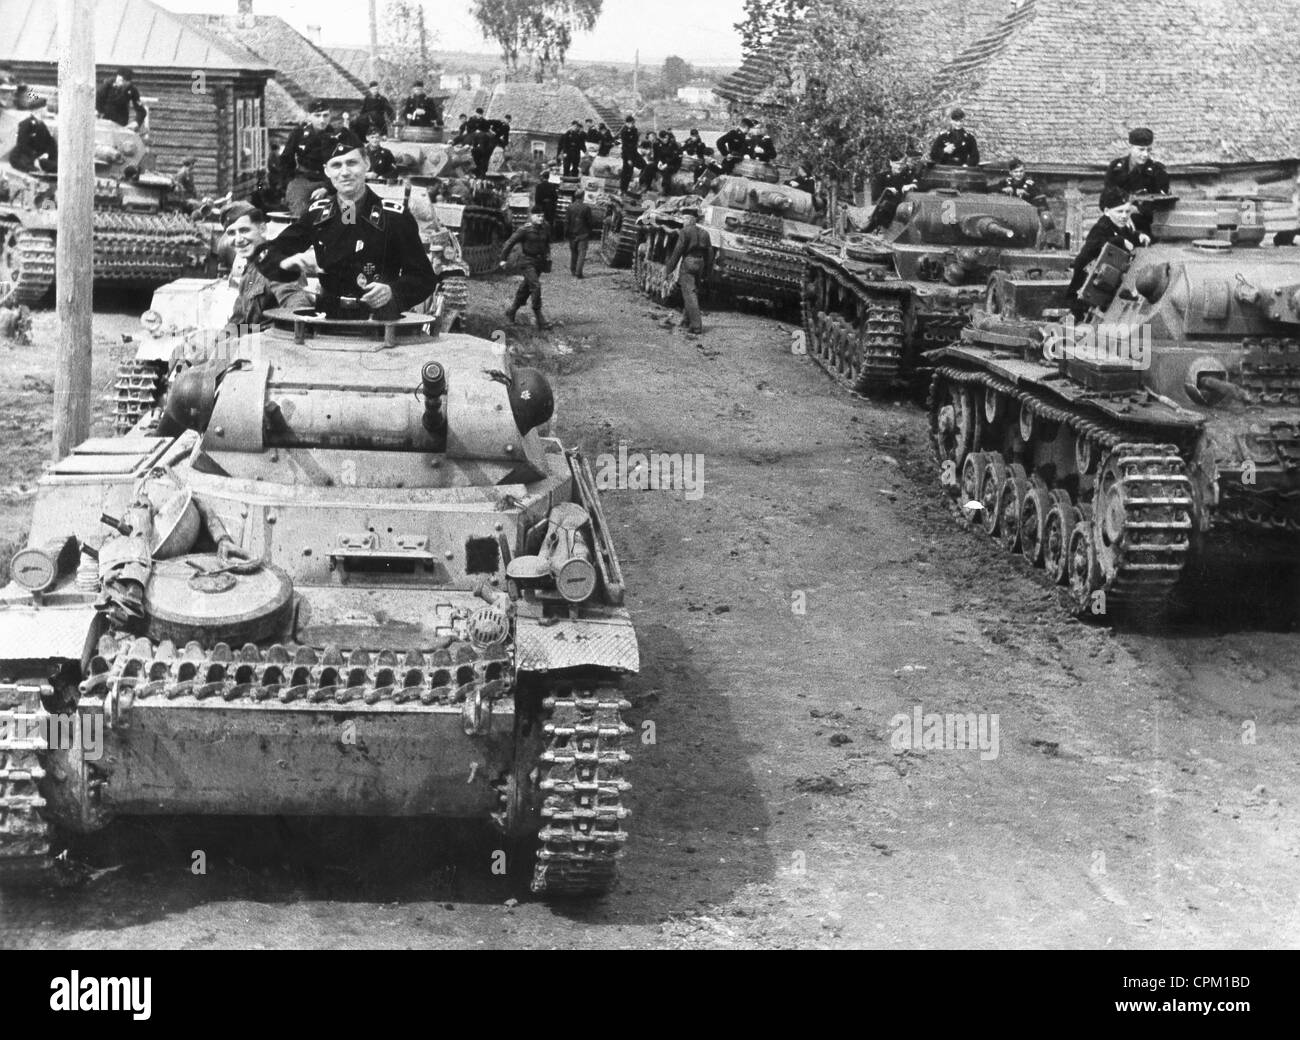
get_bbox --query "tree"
[472,0,603,82]
[381,1,437,90]
[766,0,938,215]
[662,55,692,93]
[734,0,807,60]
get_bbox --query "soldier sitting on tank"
[864,152,917,233]
[96,67,147,130]
[8,89,57,174]
[257,130,436,321]
[682,129,712,161]
[992,157,1052,225]
[219,202,312,330]
[653,130,683,193]
[560,121,586,177]
[1104,127,1170,239]
[400,83,439,128]
[716,118,751,175]
[595,122,615,157]
[785,162,815,196]
[170,156,198,201]
[746,123,776,163]
[930,108,979,167]
[1066,187,1146,320]
[363,127,397,180]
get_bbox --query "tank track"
[634,244,679,306]
[532,686,631,896]
[600,200,641,268]
[113,359,168,435]
[0,681,54,885]
[90,211,207,286]
[929,365,1195,615]
[440,272,469,312]
[803,253,909,393]
[1,226,56,304]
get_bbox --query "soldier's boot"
[505,306,519,324]
[533,308,553,330]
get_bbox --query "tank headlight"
[141,309,163,333]
[1134,263,1169,303]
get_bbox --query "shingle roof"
[939,0,1300,164]
[185,13,366,106]
[0,0,270,71]
[445,83,601,135]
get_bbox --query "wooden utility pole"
[368,0,379,85]
[53,0,95,461]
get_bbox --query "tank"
[0,307,638,895]
[802,167,1073,394]
[631,161,824,311]
[0,105,208,304]
[927,194,1300,618]
[600,193,646,269]
[578,155,621,226]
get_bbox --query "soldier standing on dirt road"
[665,205,713,335]
[500,207,554,329]
[565,189,596,278]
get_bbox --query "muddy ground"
[0,257,1298,950]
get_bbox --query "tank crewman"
[992,157,1051,223]
[785,162,815,196]
[619,115,645,192]
[171,156,198,201]
[665,204,713,335]
[221,202,311,328]
[490,113,512,149]
[716,118,752,174]
[280,100,342,217]
[637,138,659,192]
[356,81,396,137]
[746,123,776,163]
[652,130,683,191]
[1066,187,1145,318]
[584,119,600,150]
[259,130,436,320]
[452,113,470,143]
[560,121,587,176]
[864,151,916,232]
[534,169,560,227]
[499,206,554,328]
[682,129,712,161]
[929,107,980,166]
[467,107,488,134]
[595,122,615,157]
[469,124,498,178]
[9,90,57,174]
[363,127,397,179]
[400,82,439,127]
[96,67,148,130]
[1103,127,1170,238]
[565,188,596,278]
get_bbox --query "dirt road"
[1,259,1298,949]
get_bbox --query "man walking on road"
[565,189,596,278]
[500,207,554,328]
[665,206,713,335]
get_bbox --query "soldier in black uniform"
[469,123,498,177]
[400,82,438,128]
[499,207,553,328]
[584,119,599,149]
[363,127,397,180]
[716,118,751,174]
[452,114,470,143]
[929,107,979,166]
[280,100,341,217]
[258,130,436,320]
[356,81,396,137]
[865,152,917,232]
[682,129,711,161]
[992,157,1051,222]
[467,108,487,134]
[653,130,683,193]
[534,171,560,227]
[1103,127,1170,238]
[95,68,147,129]
[618,115,644,192]
[9,90,57,174]
[595,122,614,157]
[785,162,815,196]
[1066,187,1144,317]
[746,123,776,163]
[559,121,586,176]
[490,114,511,149]
[171,156,198,202]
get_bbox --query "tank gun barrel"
[959,214,1018,241]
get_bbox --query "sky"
[157,0,747,67]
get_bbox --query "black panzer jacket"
[257,187,436,312]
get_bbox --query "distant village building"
[441,73,483,92]
[0,0,272,199]
[676,84,720,107]
[444,82,603,163]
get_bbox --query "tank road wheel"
[1075,432,1097,476]
[978,453,1008,536]
[983,386,1005,425]
[1067,519,1101,615]
[960,451,988,507]
[1,225,56,305]
[998,463,1030,553]
[1019,478,1053,566]
[1091,445,1194,611]
[532,683,632,898]
[931,380,977,479]
[601,206,622,265]
[1043,492,1079,585]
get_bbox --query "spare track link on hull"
[113,359,168,435]
[601,202,641,268]
[803,257,905,393]
[0,682,54,885]
[3,227,56,304]
[532,686,632,896]
[929,365,1195,613]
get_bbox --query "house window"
[531,140,546,160]
[235,96,268,176]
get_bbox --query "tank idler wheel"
[1018,400,1038,443]
[1019,478,1054,566]
[1075,432,1097,476]
[1042,492,1079,585]
[933,381,976,476]
[983,386,1004,425]
[979,452,1008,536]
[960,451,988,506]
[998,463,1030,553]
[1067,519,1102,616]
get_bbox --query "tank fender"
[0,604,99,665]
[514,610,640,674]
